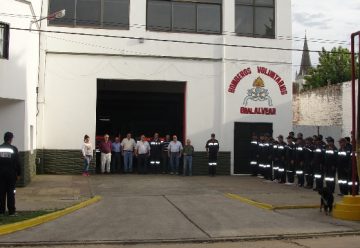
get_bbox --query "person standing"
[262,134,272,180]
[0,132,21,216]
[303,137,314,189]
[99,134,112,174]
[183,139,194,176]
[81,135,93,176]
[324,137,338,193]
[206,133,220,177]
[161,135,171,174]
[294,138,305,187]
[337,138,351,195]
[312,137,325,191]
[168,135,183,175]
[273,135,286,182]
[135,135,151,174]
[285,136,296,184]
[121,133,136,173]
[149,133,162,174]
[249,134,259,176]
[111,136,122,173]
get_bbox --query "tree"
[304,46,359,90]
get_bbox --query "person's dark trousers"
[325,173,336,193]
[251,161,258,176]
[150,154,161,174]
[338,169,348,195]
[306,174,314,188]
[209,165,216,176]
[208,153,218,176]
[137,154,148,174]
[0,173,16,215]
[286,162,295,183]
[314,175,323,190]
[111,152,122,173]
[264,164,272,180]
[162,151,169,173]
[304,163,313,188]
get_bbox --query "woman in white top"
[81,135,93,176]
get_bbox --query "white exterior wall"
[0,0,41,151]
[38,0,292,173]
[342,81,356,138]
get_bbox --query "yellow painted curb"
[333,195,360,221]
[225,193,319,211]
[0,195,102,236]
[273,205,319,210]
[225,193,273,210]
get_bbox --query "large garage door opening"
[96,79,186,141]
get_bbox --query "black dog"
[318,187,334,215]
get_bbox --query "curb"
[0,196,102,236]
[0,230,360,246]
[225,193,319,210]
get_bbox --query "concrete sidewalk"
[15,175,93,211]
[1,175,360,244]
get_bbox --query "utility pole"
[351,31,360,196]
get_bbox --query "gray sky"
[292,0,360,79]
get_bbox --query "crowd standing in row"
[250,132,358,195]
[81,133,220,176]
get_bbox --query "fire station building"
[0,0,292,184]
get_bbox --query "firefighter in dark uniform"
[276,135,286,183]
[348,151,359,195]
[260,134,272,180]
[312,137,325,191]
[272,138,279,181]
[149,133,162,174]
[257,134,265,177]
[250,134,259,176]
[294,138,305,187]
[303,137,314,189]
[0,132,21,216]
[337,138,351,195]
[161,135,171,173]
[285,136,296,183]
[206,133,219,176]
[324,137,337,193]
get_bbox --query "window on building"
[235,0,275,38]
[147,0,222,34]
[48,0,129,29]
[0,22,10,59]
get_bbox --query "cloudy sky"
[292,0,360,78]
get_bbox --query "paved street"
[0,175,360,245]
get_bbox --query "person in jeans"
[168,135,183,175]
[100,134,112,174]
[81,134,93,176]
[135,135,151,174]
[121,133,136,173]
[183,139,194,176]
[111,136,122,173]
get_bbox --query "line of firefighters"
[250,133,359,195]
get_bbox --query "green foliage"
[304,46,359,90]
[0,210,52,225]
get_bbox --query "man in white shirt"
[135,135,151,174]
[168,135,183,175]
[121,133,136,173]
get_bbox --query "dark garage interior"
[96,79,186,141]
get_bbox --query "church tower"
[295,33,313,91]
